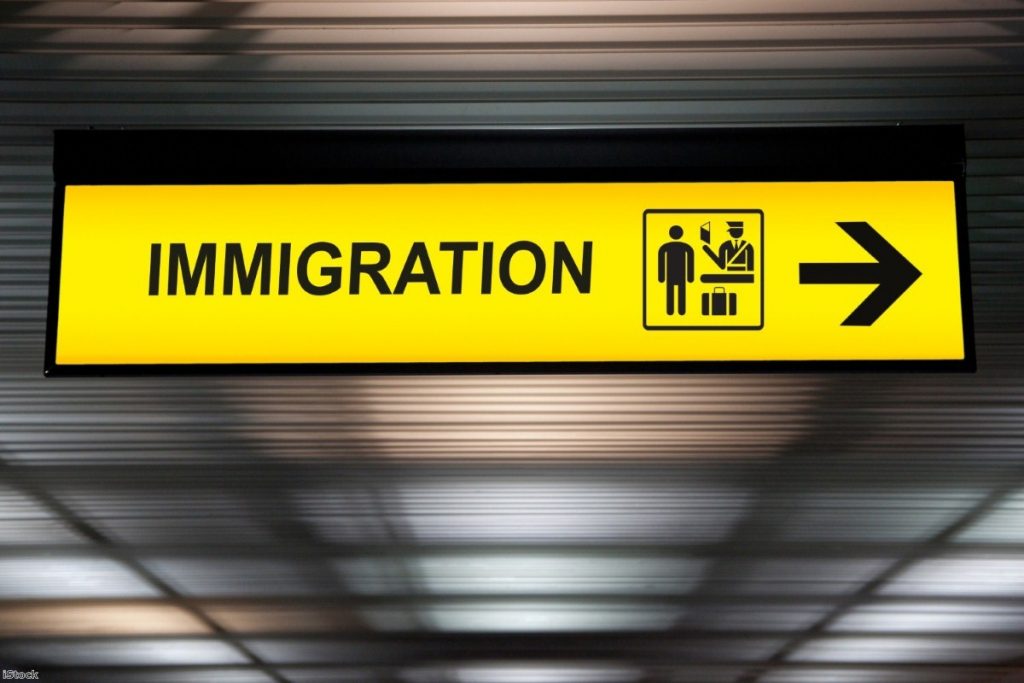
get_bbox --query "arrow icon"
[799,221,921,326]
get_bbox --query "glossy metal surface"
[1,2,1023,681]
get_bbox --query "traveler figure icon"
[658,225,695,315]
[703,221,754,272]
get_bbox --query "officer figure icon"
[657,225,695,315]
[698,220,755,317]
[703,220,755,272]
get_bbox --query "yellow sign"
[51,181,967,367]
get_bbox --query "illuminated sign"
[45,128,973,374]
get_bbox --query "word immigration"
[147,240,594,297]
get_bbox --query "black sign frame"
[45,126,974,375]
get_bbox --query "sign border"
[45,126,975,376]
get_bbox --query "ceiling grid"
[1,2,1024,682]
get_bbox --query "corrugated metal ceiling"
[1,1,1024,682]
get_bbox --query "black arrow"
[799,221,921,326]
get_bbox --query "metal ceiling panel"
[1,1,1024,682]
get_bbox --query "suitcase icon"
[702,287,737,316]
